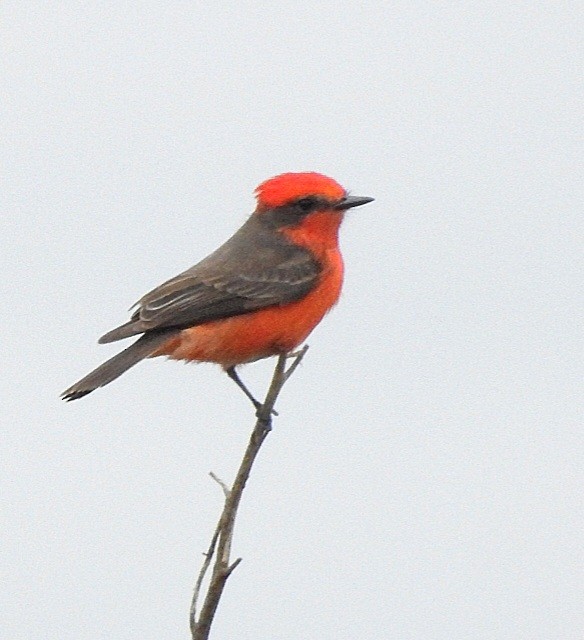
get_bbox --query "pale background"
[2,2,582,639]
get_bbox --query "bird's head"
[253,172,373,233]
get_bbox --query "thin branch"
[190,523,221,631]
[208,472,230,498]
[283,345,309,382]
[190,347,309,640]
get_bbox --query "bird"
[62,172,373,405]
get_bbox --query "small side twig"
[190,522,221,621]
[190,347,308,640]
[209,472,230,498]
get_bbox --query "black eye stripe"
[296,196,318,211]
[261,196,331,228]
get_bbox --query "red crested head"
[254,172,347,210]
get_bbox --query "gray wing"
[99,216,322,343]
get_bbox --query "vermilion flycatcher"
[62,172,373,403]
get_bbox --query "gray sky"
[2,2,582,639]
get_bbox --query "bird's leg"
[225,366,271,414]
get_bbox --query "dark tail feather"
[98,320,144,344]
[61,330,177,401]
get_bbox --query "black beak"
[335,195,375,210]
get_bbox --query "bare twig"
[208,472,230,498]
[190,347,309,640]
[190,523,221,625]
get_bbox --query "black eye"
[296,196,317,212]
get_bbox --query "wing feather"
[99,216,322,343]
[138,255,319,327]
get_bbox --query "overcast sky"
[2,2,582,639]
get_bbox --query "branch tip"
[209,472,230,497]
[226,558,242,576]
